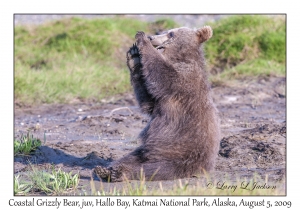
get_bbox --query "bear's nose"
[147,36,153,41]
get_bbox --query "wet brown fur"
[94,26,220,182]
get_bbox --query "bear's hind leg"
[94,166,111,180]
[139,161,179,181]
[93,164,127,182]
[94,160,181,182]
[93,150,144,182]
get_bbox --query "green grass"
[15,60,130,104]
[205,15,285,80]
[14,174,33,195]
[14,133,42,156]
[14,17,178,105]
[14,17,142,104]
[15,15,285,105]
[15,165,80,196]
[210,59,286,86]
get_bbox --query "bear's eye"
[168,31,174,38]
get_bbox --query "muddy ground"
[14,76,286,195]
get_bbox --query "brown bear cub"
[94,26,220,182]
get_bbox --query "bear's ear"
[196,25,213,43]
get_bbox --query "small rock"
[35,123,41,129]
[75,116,83,121]
[82,115,92,121]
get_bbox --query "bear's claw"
[128,43,140,57]
[126,43,141,76]
[93,166,111,180]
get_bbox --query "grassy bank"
[206,15,285,83]
[14,15,285,105]
[14,17,178,105]
[15,17,140,104]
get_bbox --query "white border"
[2,0,299,209]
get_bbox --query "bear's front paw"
[135,31,147,48]
[135,31,146,40]
[126,43,142,75]
[127,43,140,58]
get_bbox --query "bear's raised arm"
[126,44,155,115]
[135,31,178,99]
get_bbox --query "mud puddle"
[14,77,286,195]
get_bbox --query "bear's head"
[147,25,213,58]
